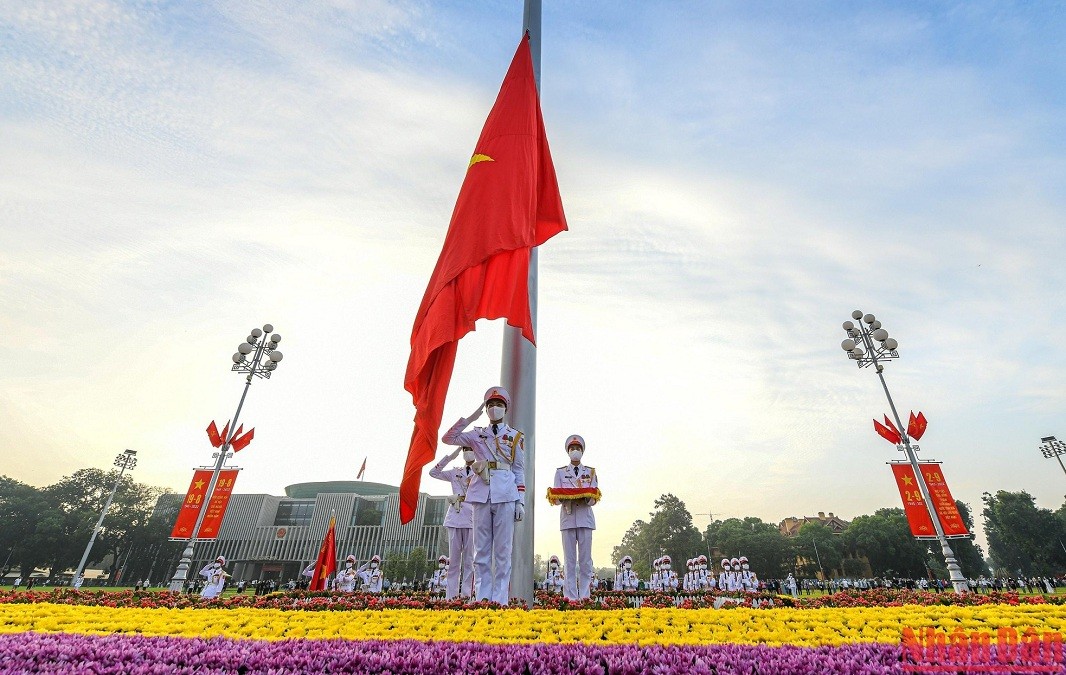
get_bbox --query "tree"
[842,508,927,578]
[0,477,51,579]
[705,517,795,579]
[982,490,1066,575]
[841,558,867,578]
[793,523,843,578]
[406,547,429,583]
[950,500,989,578]
[612,494,702,581]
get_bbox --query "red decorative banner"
[891,463,969,538]
[169,469,239,540]
[891,464,935,537]
[917,463,969,537]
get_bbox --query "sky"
[2,0,1065,569]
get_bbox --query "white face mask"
[743,564,749,570]
[371,563,378,569]
[486,405,505,422]
[568,449,583,461]
[214,562,221,569]
[624,562,631,569]
[439,563,445,569]
[345,562,353,568]
[663,564,670,570]
[462,450,476,462]
[733,565,740,571]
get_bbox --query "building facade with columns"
[156,481,449,583]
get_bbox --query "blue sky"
[2,0,1064,567]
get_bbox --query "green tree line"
[612,493,1002,581]
[0,470,175,583]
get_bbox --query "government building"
[155,481,449,584]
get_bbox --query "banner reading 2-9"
[890,463,969,538]
[169,469,239,540]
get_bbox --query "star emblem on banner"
[900,474,913,486]
[194,479,206,490]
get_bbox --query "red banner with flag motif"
[310,514,337,591]
[891,463,968,538]
[169,469,239,540]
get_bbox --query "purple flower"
[0,633,908,674]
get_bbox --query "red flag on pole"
[309,513,337,591]
[400,36,567,523]
[230,428,255,452]
[874,419,901,445]
[908,411,928,441]
[357,457,367,481]
[206,421,222,448]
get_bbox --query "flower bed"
[0,632,904,675]
[2,587,1051,611]
[3,603,1066,647]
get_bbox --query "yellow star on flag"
[900,474,913,486]
[468,153,494,169]
[194,479,206,490]
[319,567,329,580]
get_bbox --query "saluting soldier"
[441,386,526,605]
[335,555,359,593]
[356,555,384,594]
[551,434,598,601]
[199,556,229,599]
[428,446,476,599]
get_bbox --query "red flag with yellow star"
[400,36,567,523]
[309,513,337,591]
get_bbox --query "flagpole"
[502,0,541,608]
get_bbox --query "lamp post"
[167,323,284,592]
[73,449,137,588]
[838,309,969,593]
[1039,437,1066,480]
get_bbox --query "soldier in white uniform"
[728,557,742,591]
[615,555,639,592]
[649,557,662,592]
[428,556,449,594]
[698,555,715,590]
[659,555,678,592]
[428,446,476,599]
[356,555,384,593]
[739,555,758,591]
[550,434,598,601]
[441,386,526,605]
[334,555,359,593]
[199,556,229,599]
[718,558,733,593]
[545,555,564,594]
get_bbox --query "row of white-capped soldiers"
[429,386,599,603]
[594,555,760,593]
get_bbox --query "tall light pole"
[1039,437,1066,480]
[167,323,283,592]
[838,309,969,593]
[73,449,137,588]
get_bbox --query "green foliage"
[793,523,843,578]
[705,517,796,578]
[842,508,928,578]
[983,490,1066,576]
[611,494,702,580]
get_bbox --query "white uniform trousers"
[446,526,474,599]
[561,527,594,600]
[471,500,516,605]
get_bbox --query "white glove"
[514,502,525,521]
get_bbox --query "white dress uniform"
[552,461,597,601]
[429,454,476,599]
[718,560,733,593]
[199,560,227,599]
[429,563,448,593]
[545,561,565,594]
[357,560,384,593]
[335,564,358,593]
[442,404,525,605]
[616,568,639,591]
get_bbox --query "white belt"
[486,461,511,471]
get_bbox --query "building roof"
[284,481,399,498]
